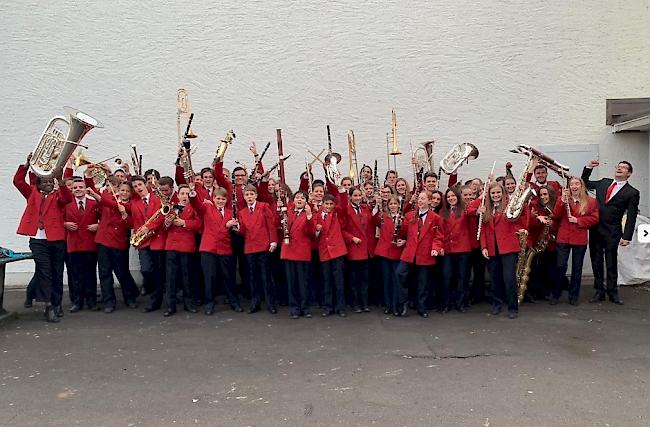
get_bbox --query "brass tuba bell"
[30,107,103,178]
[439,142,479,175]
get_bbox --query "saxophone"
[130,181,173,247]
[516,206,555,304]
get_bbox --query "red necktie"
[605,182,616,203]
[78,200,85,214]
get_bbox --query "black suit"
[581,167,640,297]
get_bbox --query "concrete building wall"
[1,1,648,275]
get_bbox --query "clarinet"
[477,161,496,240]
[277,129,290,245]
[392,197,405,244]
[231,171,239,231]
[374,160,383,229]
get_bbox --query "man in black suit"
[582,160,640,304]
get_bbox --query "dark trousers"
[97,244,138,307]
[29,239,65,305]
[488,252,518,313]
[396,261,431,314]
[322,256,346,313]
[285,260,311,315]
[379,257,399,311]
[201,252,239,310]
[556,244,588,300]
[589,228,620,297]
[442,252,470,309]
[232,234,249,299]
[190,235,203,305]
[348,259,369,309]
[469,248,487,304]
[139,248,165,309]
[309,250,323,307]
[68,251,98,308]
[368,257,382,306]
[246,251,274,309]
[528,250,557,299]
[270,250,286,305]
[64,249,75,304]
[165,251,192,311]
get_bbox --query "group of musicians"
[14,137,640,323]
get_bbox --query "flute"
[477,161,496,241]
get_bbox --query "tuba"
[30,107,103,178]
[214,129,236,163]
[414,140,435,172]
[439,143,479,175]
[347,130,359,184]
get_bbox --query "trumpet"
[347,130,359,185]
[30,107,102,178]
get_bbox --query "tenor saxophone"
[516,207,554,304]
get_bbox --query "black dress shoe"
[458,307,468,313]
[69,304,81,313]
[610,297,624,305]
[142,306,158,313]
[269,307,278,314]
[549,298,559,305]
[290,314,299,319]
[362,307,371,313]
[418,311,429,318]
[248,306,261,314]
[24,299,33,309]
[338,311,347,317]
[54,305,64,317]
[45,306,60,323]
[184,305,198,314]
[568,298,579,306]
[304,313,312,318]
[126,302,139,309]
[491,306,502,315]
[589,292,605,303]
[507,311,518,319]
[322,311,332,317]
[104,306,115,313]
[383,307,392,315]
[232,305,244,313]
[163,310,176,317]
[354,307,362,313]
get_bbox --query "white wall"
[1,0,649,273]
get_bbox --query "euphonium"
[30,107,103,178]
[214,129,236,163]
[324,125,342,185]
[347,130,359,184]
[176,88,193,149]
[439,142,479,175]
[74,150,108,187]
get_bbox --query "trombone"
[347,130,359,185]
[389,109,401,170]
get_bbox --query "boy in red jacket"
[162,184,202,316]
[64,178,100,312]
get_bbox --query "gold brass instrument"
[30,107,103,178]
[180,113,197,182]
[505,145,570,220]
[477,161,496,240]
[414,140,435,173]
[389,109,401,170]
[176,89,197,148]
[214,129,236,163]
[130,179,173,247]
[516,206,554,304]
[439,143,479,175]
[347,130,359,185]
[324,125,342,186]
[74,151,108,187]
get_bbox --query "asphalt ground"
[1,286,649,427]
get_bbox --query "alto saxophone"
[130,181,173,247]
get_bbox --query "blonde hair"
[569,177,588,215]
[483,182,505,223]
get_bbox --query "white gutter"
[611,114,650,133]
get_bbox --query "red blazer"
[95,191,133,251]
[526,202,559,251]
[190,195,234,255]
[374,213,403,261]
[398,210,444,266]
[553,197,599,246]
[214,160,249,212]
[14,165,72,241]
[280,209,315,261]
[64,197,100,252]
[164,204,201,252]
[342,203,377,260]
[479,209,529,256]
[237,201,277,254]
[442,209,472,254]
[130,193,166,250]
[315,210,348,262]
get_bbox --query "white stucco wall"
[1,1,648,275]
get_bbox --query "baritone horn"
[439,142,479,175]
[30,107,103,178]
[347,130,359,184]
[176,88,196,150]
